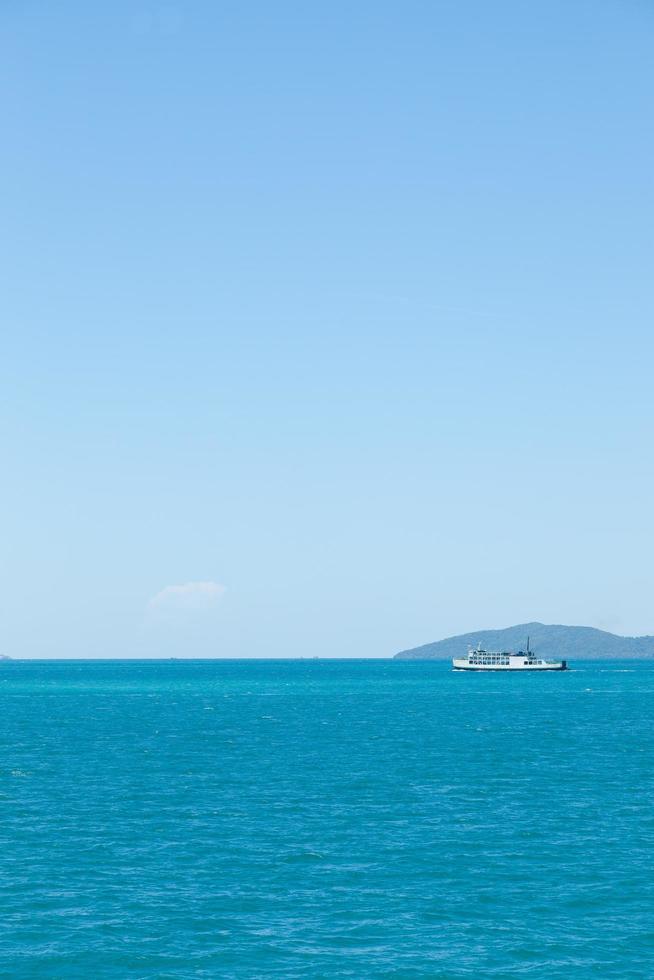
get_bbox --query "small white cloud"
[148,581,226,612]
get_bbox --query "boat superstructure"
[452,637,567,671]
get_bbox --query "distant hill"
[394,622,654,660]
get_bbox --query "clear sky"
[2,1,653,658]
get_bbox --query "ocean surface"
[1,659,653,978]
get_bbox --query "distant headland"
[394,622,654,660]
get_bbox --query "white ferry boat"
[453,638,567,671]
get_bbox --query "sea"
[1,658,653,979]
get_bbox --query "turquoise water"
[1,659,653,978]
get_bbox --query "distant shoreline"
[4,655,654,663]
[395,622,654,661]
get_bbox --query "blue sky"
[2,1,653,657]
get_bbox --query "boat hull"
[453,660,567,672]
